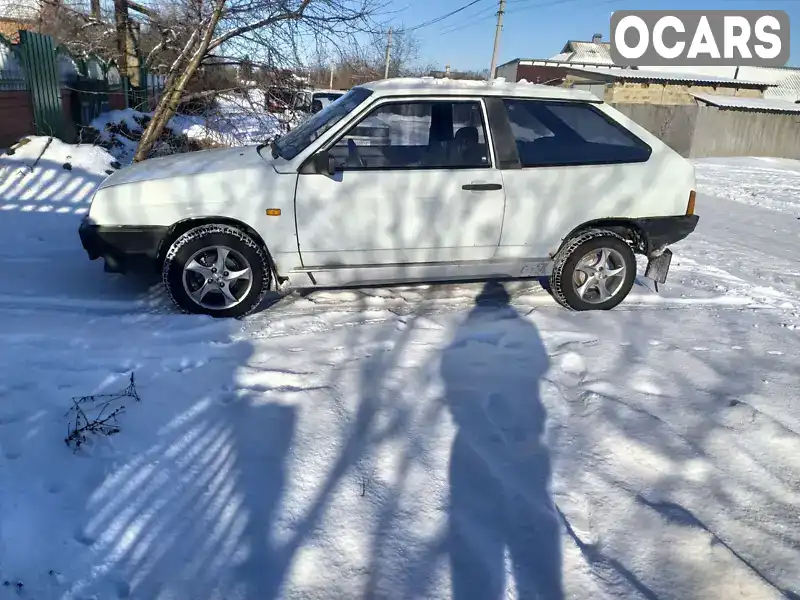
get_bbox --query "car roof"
[358,77,600,102]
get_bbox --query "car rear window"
[503,99,652,167]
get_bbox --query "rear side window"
[502,99,651,167]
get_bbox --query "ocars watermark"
[610,10,790,67]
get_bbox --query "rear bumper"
[78,217,168,273]
[634,214,699,256]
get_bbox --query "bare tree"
[331,27,421,88]
[133,0,379,161]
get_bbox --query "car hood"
[99,145,273,189]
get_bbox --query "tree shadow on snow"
[0,157,166,312]
[58,332,302,600]
[441,281,563,600]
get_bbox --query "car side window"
[503,99,651,167]
[329,100,491,170]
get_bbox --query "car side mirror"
[313,150,336,175]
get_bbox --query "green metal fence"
[1,30,166,144]
[16,30,68,139]
[69,54,112,127]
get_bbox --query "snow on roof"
[360,77,599,101]
[0,0,39,19]
[552,41,615,65]
[691,92,800,113]
[562,65,771,87]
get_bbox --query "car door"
[293,97,506,273]
[495,98,654,259]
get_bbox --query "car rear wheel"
[162,224,271,318]
[550,229,636,311]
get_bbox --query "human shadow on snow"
[441,280,563,600]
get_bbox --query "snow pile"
[0,144,799,598]
[88,93,286,165]
[88,109,223,164]
[694,156,800,216]
[0,136,117,218]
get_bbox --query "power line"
[438,5,498,35]
[440,0,616,38]
[504,0,617,17]
[404,0,491,32]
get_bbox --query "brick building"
[0,0,41,41]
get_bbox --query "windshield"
[274,87,372,160]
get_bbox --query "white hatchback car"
[79,78,699,318]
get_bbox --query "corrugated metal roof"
[639,65,800,101]
[760,71,800,102]
[612,66,800,101]
[563,65,771,87]
[691,92,800,113]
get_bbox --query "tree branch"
[180,83,256,103]
[144,28,177,69]
[207,0,312,52]
[127,0,160,19]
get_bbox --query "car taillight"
[686,190,696,215]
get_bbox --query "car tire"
[162,224,271,318]
[550,229,636,311]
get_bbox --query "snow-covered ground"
[695,157,800,217]
[0,145,799,600]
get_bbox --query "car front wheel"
[162,224,271,318]
[550,229,636,311]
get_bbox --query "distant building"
[562,66,771,105]
[548,34,614,65]
[0,0,41,41]
[690,92,800,115]
[428,65,486,80]
[496,33,800,106]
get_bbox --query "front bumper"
[78,217,168,273]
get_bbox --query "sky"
[383,0,800,72]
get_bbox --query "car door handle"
[462,183,503,191]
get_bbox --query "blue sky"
[382,0,800,71]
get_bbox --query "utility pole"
[384,27,393,79]
[330,64,334,89]
[488,0,506,81]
